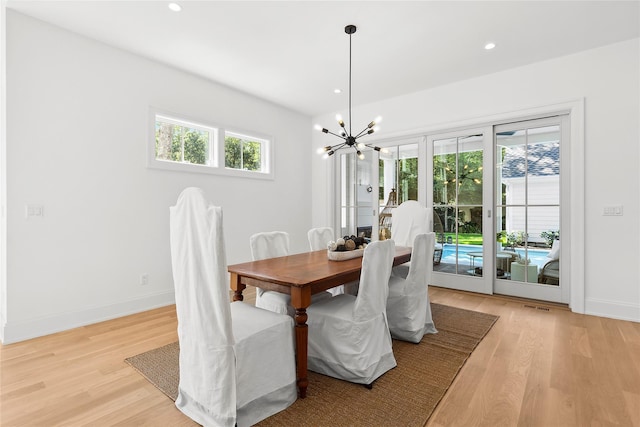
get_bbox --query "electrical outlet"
[140,274,149,286]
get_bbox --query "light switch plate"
[603,205,623,216]
[25,204,44,218]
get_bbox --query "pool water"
[440,244,550,268]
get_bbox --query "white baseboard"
[0,291,175,345]
[584,297,640,323]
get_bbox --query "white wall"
[312,38,640,322]
[2,11,312,343]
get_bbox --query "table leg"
[291,287,311,399]
[229,272,245,302]
[294,307,308,398]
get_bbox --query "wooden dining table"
[227,245,412,398]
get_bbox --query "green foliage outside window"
[378,157,418,204]
[540,230,560,247]
[398,157,418,202]
[156,122,208,165]
[433,150,483,241]
[224,136,262,171]
[433,151,483,206]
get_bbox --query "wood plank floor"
[1,286,639,426]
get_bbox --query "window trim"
[147,108,274,180]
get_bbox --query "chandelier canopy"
[316,25,384,159]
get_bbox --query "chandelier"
[316,25,384,159]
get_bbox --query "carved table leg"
[229,273,245,302]
[295,307,308,398]
[291,287,311,399]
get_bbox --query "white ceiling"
[6,1,640,117]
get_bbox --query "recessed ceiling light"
[484,42,496,50]
[168,3,182,12]
[334,89,342,94]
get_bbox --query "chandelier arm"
[354,126,373,139]
[330,142,348,151]
[324,129,348,139]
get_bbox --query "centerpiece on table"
[327,235,367,261]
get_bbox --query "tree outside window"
[155,119,210,165]
[225,135,263,172]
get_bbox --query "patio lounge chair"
[538,239,560,285]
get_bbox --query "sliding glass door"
[427,128,493,294]
[334,113,570,304]
[494,116,565,302]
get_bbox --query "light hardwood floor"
[1,287,639,426]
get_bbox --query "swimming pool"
[440,244,550,268]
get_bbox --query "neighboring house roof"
[502,143,560,178]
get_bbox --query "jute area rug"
[125,303,498,426]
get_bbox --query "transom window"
[148,110,273,179]
[155,115,217,167]
[224,132,269,172]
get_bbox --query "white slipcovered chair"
[307,227,345,296]
[306,239,397,386]
[307,227,334,252]
[251,231,331,316]
[391,200,430,279]
[387,233,438,343]
[391,200,438,334]
[170,188,297,427]
[250,231,295,317]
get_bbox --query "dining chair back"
[170,188,296,427]
[392,200,429,247]
[391,201,430,279]
[307,227,334,251]
[250,231,290,260]
[249,231,294,316]
[308,227,347,296]
[306,239,397,386]
[386,232,437,343]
